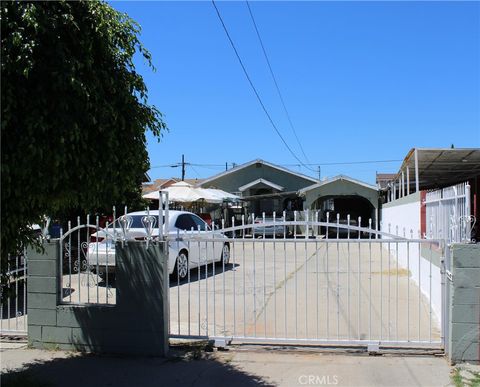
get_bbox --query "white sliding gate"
[169,214,448,351]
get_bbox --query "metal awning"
[394,148,480,191]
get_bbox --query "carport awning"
[397,148,480,190]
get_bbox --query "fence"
[425,182,474,243]
[1,251,28,335]
[59,218,118,306]
[169,213,447,350]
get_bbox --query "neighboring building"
[378,147,480,242]
[196,159,318,215]
[376,173,396,190]
[145,160,381,223]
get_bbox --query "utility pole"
[318,165,321,181]
[181,154,185,181]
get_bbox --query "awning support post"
[414,149,420,193]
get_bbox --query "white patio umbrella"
[142,181,203,203]
[200,188,240,203]
[143,182,241,204]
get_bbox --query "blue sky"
[111,1,479,184]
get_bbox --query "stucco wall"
[380,192,421,237]
[380,192,443,327]
[28,241,169,356]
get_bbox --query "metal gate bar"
[169,216,446,350]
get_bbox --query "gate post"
[27,240,170,356]
[448,243,480,364]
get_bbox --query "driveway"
[170,240,441,345]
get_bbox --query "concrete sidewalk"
[1,340,453,387]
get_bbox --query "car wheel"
[174,251,189,281]
[220,243,230,265]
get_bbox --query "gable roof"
[238,178,285,192]
[196,159,318,188]
[298,175,378,195]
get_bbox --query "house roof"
[196,159,318,188]
[238,178,285,192]
[298,175,378,195]
[390,148,480,190]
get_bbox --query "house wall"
[199,163,316,193]
[28,241,169,356]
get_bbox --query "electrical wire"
[245,0,310,164]
[211,0,316,172]
[149,159,403,170]
[189,164,201,178]
[282,159,403,167]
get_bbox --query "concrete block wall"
[449,244,480,364]
[27,241,169,356]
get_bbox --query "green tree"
[1,1,166,265]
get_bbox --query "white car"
[87,210,230,281]
[253,216,287,238]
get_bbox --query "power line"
[189,164,201,178]
[282,159,403,167]
[149,164,181,169]
[211,0,316,173]
[245,0,310,164]
[149,158,403,170]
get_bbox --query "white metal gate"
[1,251,28,335]
[169,213,448,351]
[425,181,474,243]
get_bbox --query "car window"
[175,214,196,231]
[190,214,207,231]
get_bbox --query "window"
[175,214,196,231]
[190,214,208,231]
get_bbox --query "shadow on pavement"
[2,346,274,387]
[170,263,240,287]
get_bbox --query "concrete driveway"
[170,239,441,345]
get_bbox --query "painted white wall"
[388,243,442,328]
[380,193,443,329]
[381,192,421,238]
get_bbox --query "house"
[196,159,318,216]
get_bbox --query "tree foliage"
[1,1,166,263]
